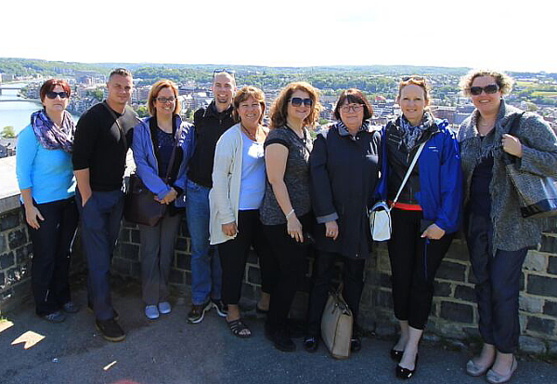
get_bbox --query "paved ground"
[1,279,555,384]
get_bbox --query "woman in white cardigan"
[209,86,271,338]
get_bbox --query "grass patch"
[532,91,557,97]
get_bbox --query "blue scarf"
[30,109,75,153]
[398,112,434,150]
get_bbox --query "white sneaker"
[158,301,172,315]
[145,305,160,320]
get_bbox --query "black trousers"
[262,213,312,332]
[218,209,272,305]
[387,208,453,330]
[306,251,365,337]
[25,197,79,316]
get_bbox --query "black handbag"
[504,113,557,218]
[124,174,167,226]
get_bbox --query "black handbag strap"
[503,112,525,165]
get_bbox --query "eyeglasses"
[469,84,499,96]
[340,104,364,113]
[46,91,68,99]
[290,97,313,107]
[156,96,176,103]
[213,69,236,78]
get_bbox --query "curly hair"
[459,69,514,96]
[269,82,322,129]
[147,79,181,116]
[232,86,266,124]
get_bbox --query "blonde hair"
[459,69,514,96]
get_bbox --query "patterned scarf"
[30,109,75,153]
[398,112,434,150]
[337,120,370,136]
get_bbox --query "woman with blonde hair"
[260,81,322,352]
[132,79,194,320]
[377,76,462,379]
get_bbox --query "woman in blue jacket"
[131,80,194,320]
[16,79,80,322]
[379,76,462,379]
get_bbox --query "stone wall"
[112,218,557,353]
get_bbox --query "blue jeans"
[185,179,222,305]
[76,189,124,321]
[465,210,528,353]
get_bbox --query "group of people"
[15,67,557,383]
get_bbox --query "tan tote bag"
[321,287,353,359]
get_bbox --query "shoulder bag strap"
[391,141,426,206]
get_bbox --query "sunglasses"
[469,84,499,96]
[290,97,313,107]
[401,76,425,82]
[156,96,176,103]
[213,69,236,78]
[46,91,68,99]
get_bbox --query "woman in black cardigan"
[304,89,381,353]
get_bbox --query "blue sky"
[2,0,555,72]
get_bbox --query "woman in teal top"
[16,79,79,323]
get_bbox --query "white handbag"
[369,142,425,241]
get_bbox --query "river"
[0,83,79,135]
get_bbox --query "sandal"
[227,318,251,338]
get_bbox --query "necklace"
[241,124,260,141]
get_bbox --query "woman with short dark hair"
[304,89,380,354]
[16,79,80,322]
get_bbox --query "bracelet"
[285,209,295,220]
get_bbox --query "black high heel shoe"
[395,354,419,380]
[390,348,403,362]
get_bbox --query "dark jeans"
[466,210,528,353]
[306,251,365,337]
[262,213,312,333]
[139,210,182,305]
[25,197,78,316]
[76,189,124,321]
[387,208,454,330]
[218,209,273,305]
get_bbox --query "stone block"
[379,272,392,289]
[185,271,191,285]
[454,285,476,302]
[548,256,557,275]
[130,229,140,244]
[374,289,393,309]
[130,261,141,277]
[15,246,30,264]
[0,252,14,270]
[175,238,187,253]
[527,275,557,298]
[544,301,557,317]
[112,258,131,276]
[247,266,261,286]
[519,335,546,354]
[0,234,5,253]
[433,281,452,297]
[0,211,20,231]
[549,341,557,354]
[444,239,469,262]
[120,243,140,261]
[440,301,474,323]
[8,229,26,249]
[437,261,466,282]
[0,271,4,289]
[169,269,184,285]
[175,253,190,271]
[523,251,547,272]
[526,316,555,335]
[539,234,557,253]
[519,296,544,313]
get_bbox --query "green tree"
[87,89,104,101]
[136,105,149,118]
[1,126,16,138]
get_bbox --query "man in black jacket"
[185,70,236,323]
[73,68,138,341]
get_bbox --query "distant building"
[0,138,16,158]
